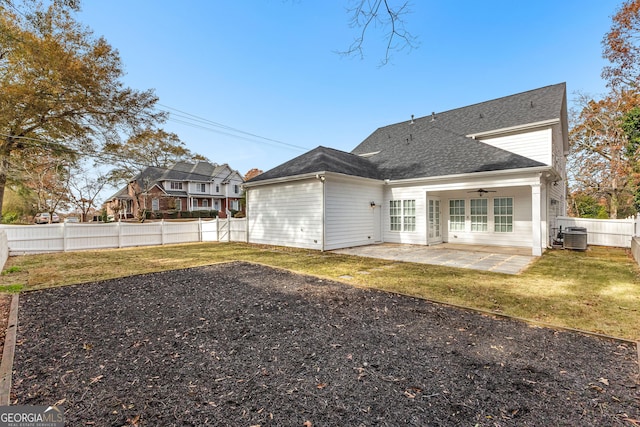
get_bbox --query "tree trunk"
[611,177,619,219]
[0,142,13,221]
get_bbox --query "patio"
[332,243,537,274]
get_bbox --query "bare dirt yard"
[9,262,640,426]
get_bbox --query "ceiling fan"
[467,188,497,197]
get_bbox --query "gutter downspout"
[318,175,326,251]
[244,187,249,243]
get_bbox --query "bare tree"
[67,164,109,222]
[15,153,71,222]
[339,0,418,65]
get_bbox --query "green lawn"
[1,242,639,341]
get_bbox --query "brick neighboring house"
[105,161,244,220]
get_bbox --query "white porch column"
[531,183,542,256]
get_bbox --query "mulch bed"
[10,262,640,426]
[0,293,10,358]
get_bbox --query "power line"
[0,133,156,168]
[166,116,306,151]
[156,103,309,152]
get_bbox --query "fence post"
[161,219,165,245]
[63,222,68,252]
[198,217,202,242]
[117,221,122,248]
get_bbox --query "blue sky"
[78,1,617,179]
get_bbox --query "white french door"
[428,197,442,244]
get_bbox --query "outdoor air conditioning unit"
[563,227,588,251]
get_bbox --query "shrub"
[1,212,20,224]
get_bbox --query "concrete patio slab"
[332,243,537,274]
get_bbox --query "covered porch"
[396,171,560,257]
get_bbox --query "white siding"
[324,178,383,250]
[547,118,568,243]
[479,128,552,165]
[441,186,533,248]
[547,178,565,244]
[383,186,428,245]
[247,180,323,250]
[551,123,567,178]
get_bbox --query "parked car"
[34,212,60,224]
[64,216,80,223]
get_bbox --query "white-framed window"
[202,199,209,208]
[175,199,182,211]
[231,200,239,210]
[234,184,239,194]
[494,197,513,232]
[403,200,416,231]
[192,199,198,208]
[151,198,159,211]
[449,199,465,231]
[389,199,416,232]
[390,200,402,231]
[198,183,206,192]
[470,198,488,232]
[214,200,219,210]
[215,184,220,193]
[170,182,183,190]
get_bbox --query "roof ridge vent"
[431,112,436,121]
[410,114,414,124]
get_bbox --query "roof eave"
[466,119,560,139]
[243,172,325,188]
[384,165,558,186]
[243,170,382,188]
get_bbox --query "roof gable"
[248,146,382,182]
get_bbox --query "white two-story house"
[106,161,244,219]
[244,83,568,256]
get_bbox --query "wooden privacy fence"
[0,218,247,256]
[556,216,636,248]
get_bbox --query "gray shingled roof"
[247,83,565,183]
[105,166,168,201]
[364,125,545,180]
[250,146,382,182]
[105,161,237,201]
